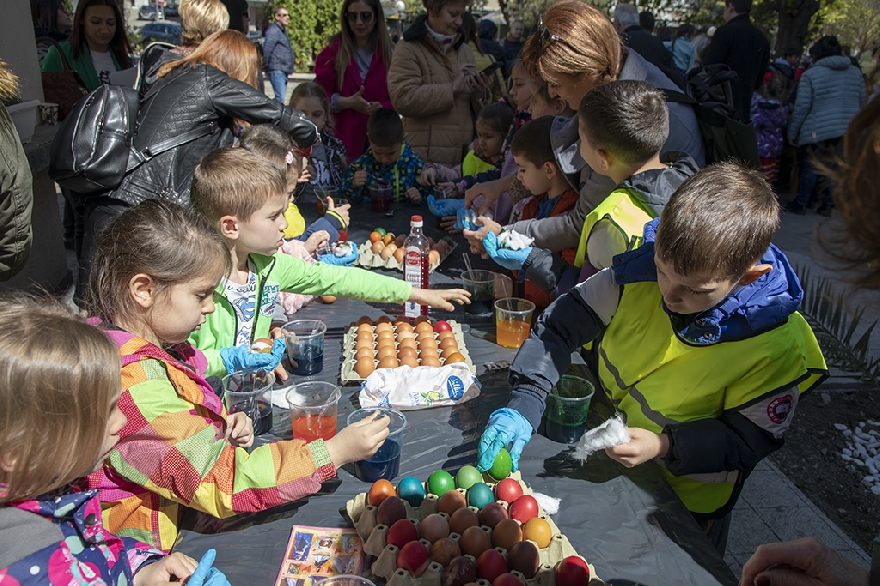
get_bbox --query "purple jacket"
[751,96,789,158]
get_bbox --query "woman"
[460,12,507,102]
[75,30,317,302]
[667,23,695,78]
[786,36,866,217]
[40,0,131,92]
[464,0,704,253]
[314,0,394,160]
[31,0,72,42]
[386,0,489,168]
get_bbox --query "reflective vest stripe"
[597,345,678,428]
[572,187,655,269]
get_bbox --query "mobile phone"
[481,60,504,76]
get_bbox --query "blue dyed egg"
[467,482,495,509]
[397,476,425,507]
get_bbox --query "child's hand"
[298,164,314,184]
[605,428,669,468]
[352,168,367,188]
[438,181,461,196]
[185,549,232,586]
[327,197,351,227]
[133,552,197,586]
[409,288,471,311]
[325,411,391,467]
[440,216,460,234]
[225,411,255,448]
[405,187,422,205]
[476,216,502,236]
[419,167,438,186]
[269,328,289,383]
[304,230,331,254]
[463,228,489,258]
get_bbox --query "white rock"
[843,429,853,436]
[854,458,865,466]
[841,454,852,461]
[835,423,849,431]
[872,485,880,495]
[843,448,853,456]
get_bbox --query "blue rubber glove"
[220,338,285,375]
[427,195,465,218]
[478,408,533,473]
[318,248,359,266]
[484,232,533,271]
[454,207,478,231]
[188,549,231,586]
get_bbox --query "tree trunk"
[774,0,819,54]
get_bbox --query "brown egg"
[357,323,374,335]
[371,241,385,254]
[376,344,396,360]
[439,336,458,351]
[399,355,419,368]
[444,352,466,364]
[418,330,436,342]
[355,347,374,360]
[438,490,467,515]
[355,357,376,378]
[378,356,398,369]
[449,507,480,535]
[396,329,415,341]
[395,321,413,333]
[377,330,394,341]
[375,322,393,333]
[380,243,398,260]
[414,321,434,334]
[355,337,374,351]
[419,343,439,357]
[437,329,456,341]
[430,537,461,567]
[398,346,418,359]
[413,316,431,325]
[420,514,451,543]
[394,248,405,263]
[398,337,418,351]
[522,517,552,549]
[356,316,373,327]
[420,355,441,367]
[395,234,407,247]
[428,250,441,265]
[441,345,461,359]
[459,526,492,558]
[492,518,523,550]
[376,316,393,325]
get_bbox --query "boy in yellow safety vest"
[482,80,699,298]
[477,163,827,554]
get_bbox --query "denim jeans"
[794,137,841,208]
[267,70,288,103]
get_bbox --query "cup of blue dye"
[347,407,406,482]
[221,370,275,436]
[282,320,327,375]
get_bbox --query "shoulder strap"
[662,88,697,105]
[125,121,217,173]
[35,36,76,72]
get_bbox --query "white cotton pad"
[498,231,535,251]
[573,414,631,461]
[531,492,561,515]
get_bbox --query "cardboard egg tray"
[340,320,476,384]
[344,472,604,586]
[355,237,458,273]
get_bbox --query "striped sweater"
[85,328,335,552]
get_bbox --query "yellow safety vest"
[597,281,827,515]
[573,187,655,269]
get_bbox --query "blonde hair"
[158,29,258,88]
[521,0,621,89]
[179,0,229,47]
[239,124,305,181]
[0,296,121,502]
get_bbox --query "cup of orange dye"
[286,381,341,442]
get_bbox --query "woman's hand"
[440,216,460,234]
[604,428,669,468]
[327,197,350,227]
[339,86,372,115]
[133,552,198,586]
[225,412,255,448]
[453,64,477,93]
[468,71,489,98]
[409,288,471,311]
[465,176,512,215]
[326,411,391,467]
[740,538,869,586]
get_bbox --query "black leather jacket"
[112,63,317,207]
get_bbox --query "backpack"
[662,64,761,169]
[49,83,215,194]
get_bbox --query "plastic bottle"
[403,215,429,318]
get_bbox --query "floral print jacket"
[0,489,162,585]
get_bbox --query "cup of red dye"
[286,381,341,442]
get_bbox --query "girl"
[0,296,226,585]
[751,75,790,184]
[528,80,575,119]
[290,82,349,204]
[83,200,391,553]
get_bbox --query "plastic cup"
[282,320,327,375]
[334,197,350,241]
[495,297,535,348]
[320,576,377,586]
[494,273,513,300]
[347,407,407,482]
[286,381,341,442]
[544,375,595,443]
[221,370,275,435]
[369,185,393,214]
[315,186,338,216]
[462,270,496,315]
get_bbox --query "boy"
[189,147,470,378]
[341,108,426,204]
[481,81,699,300]
[477,163,827,553]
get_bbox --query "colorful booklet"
[275,525,365,586]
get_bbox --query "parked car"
[138,4,158,20]
[164,3,179,17]
[139,22,181,45]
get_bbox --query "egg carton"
[344,472,604,586]
[355,237,457,273]
[340,320,476,384]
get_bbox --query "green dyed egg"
[397,476,426,507]
[488,448,512,480]
[456,465,482,490]
[467,482,495,509]
[427,470,456,496]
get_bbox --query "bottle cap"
[411,215,423,226]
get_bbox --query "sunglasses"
[537,17,576,52]
[345,10,373,23]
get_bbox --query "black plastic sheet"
[172,204,737,586]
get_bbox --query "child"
[341,108,428,204]
[480,81,698,295]
[189,146,470,378]
[480,116,579,309]
[0,296,227,584]
[528,80,575,120]
[290,82,348,203]
[751,75,790,184]
[478,163,827,553]
[83,200,394,552]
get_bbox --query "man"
[639,10,655,33]
[503,19,525,74]
[703,0,770,122]
[614,4,672,71]
[478,19,506,67]
[770,48,800,80]
[263,6,294,103]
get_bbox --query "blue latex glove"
[220,338,285,375]
[484,232,533,271]
[188,549,231,586]
[427,195,465,218]
[478,408,533,473]
[454,207,478,231]
[318,248,359,266]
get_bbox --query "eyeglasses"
[345,11,373,24]
[537,17,576,52]
[276,12,289,17]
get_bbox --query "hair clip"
[286,150,295,165]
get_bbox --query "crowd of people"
[0,0,878,583]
